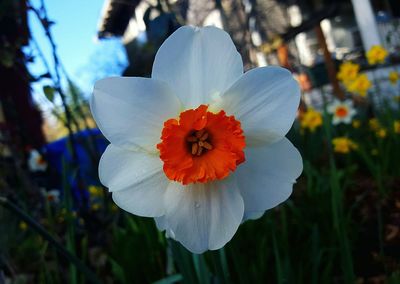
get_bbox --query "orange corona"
[157,105,246,185]
[335,106,348,118]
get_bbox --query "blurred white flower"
[327,99,356,125]
[41,188,60,203]
[28,149,47,172]
[91,26,302,253]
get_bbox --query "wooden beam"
[314,24,344,99]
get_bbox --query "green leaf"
[43,85,56,102]
[192,254,211,284]
[153,274,183,284]
[0,49,14,68]
[109,258,127,283]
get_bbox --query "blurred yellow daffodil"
[369,118,380,131]
[347,74,372,97]
[332,137,358,154]
[369,118,387,138]
[300,108,323,132]
[376,128,387,138]
[389,71,399,85]
[19,221,28,231]
[394,121,400,134]
[88,185,103,197]
[91,203,101,211]
[366,45,388,65]
[352,119,361,129]
[337,62,359,85]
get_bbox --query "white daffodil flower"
[91,26,302,254]
[327,99,357,125]
[28,149,47,172]
[41,188,60,203]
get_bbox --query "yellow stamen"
[196,146,203,156]
[203,142,213,150]
[187,129,213,156]
[191,143,198,155]
[200,132,209,141]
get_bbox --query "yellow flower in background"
[352,119,361,129]
[19,221,28,231]
[369,118,380,131]
[369,118,387,137]
[376,128,387,138]
[366,45,388,65]
[347,74,371,97]
[332,137,358,154]
[88,185,103,197]
[394,121,400,134]
[389,71,399,85]
[337,62,359,85]
[58,209,77,223]
[300,108,323,132]
[91,203,101,211]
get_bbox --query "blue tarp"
[43,128,108,205]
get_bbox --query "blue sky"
[28,0,127,104]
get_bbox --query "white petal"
[327,104,335,114]
[332,117,340,125]
[236,138,302,212]
[344,99,353,107]
[216,66,300,146]
[154,216,167,231]
[163,178,244,253]
[99,145,163,191]
[242,210,265,222]
[154,216,176,239]
[343,116,352,124]
[91,77,181,152]
[99,145,169,217]
[152,26,243,108]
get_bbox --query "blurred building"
[97,0,400,74]
[283,0,399,66]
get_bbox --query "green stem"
[271,219,283,284]
[219,248,230,282]
[372,70,384,108]
[321,94,355,282]
[0,196,101,284]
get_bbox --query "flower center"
[335,106,348,118]
[157,105,246,185]
[186,129,213,156]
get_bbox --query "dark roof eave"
[97,0,142,39]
